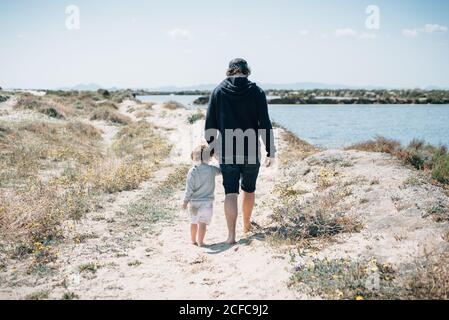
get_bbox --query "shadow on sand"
[205,230,267,255]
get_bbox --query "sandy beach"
[1,93,448,300]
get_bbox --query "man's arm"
[204,90,218,145]
[257,88,276,158]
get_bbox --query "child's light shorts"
[189,201,213,225]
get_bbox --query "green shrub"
[187,110,205,124]
[432,150,449,184]
[289,258,398,299]
[348,136,449,186]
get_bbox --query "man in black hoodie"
[205,58,275,244]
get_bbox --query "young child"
[182,145,220,247]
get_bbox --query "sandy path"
[0,100,299,300]
[70,103,299,299]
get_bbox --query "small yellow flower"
[355,296,364,301]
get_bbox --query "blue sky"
[1,0,448,89]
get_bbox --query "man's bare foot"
[192,242,198,246]
[198,242,207,247]
[243,224,252,234]
[225,238,237,245]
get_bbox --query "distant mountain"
[144,82,352,91]
[58,83,103,91]
[55,82,449,92]
[145,82,388,91]
[424,85,449,91]
[260,82,353,90]
[145,84,216,92]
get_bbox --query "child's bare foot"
[192,242,198,246]
[198,242,207,247]
[225,238,237,245]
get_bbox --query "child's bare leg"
[197,223,207,247]
[190,224,198,245]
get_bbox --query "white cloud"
[334,28,378,40]
[359,32,378,40]
[422,24,448,34]
[402,29,418,38]
[168,28,192,40]
[402,24,447,38]
[335,28,357,38]
[299,29,309,36]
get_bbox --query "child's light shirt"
[184,164,220,203]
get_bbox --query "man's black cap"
[228,58,248,70]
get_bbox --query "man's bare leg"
[224,193,238,244]
[242,191,255,233]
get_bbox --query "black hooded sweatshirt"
[205,76,275,163]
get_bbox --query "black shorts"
[220,163,260,195]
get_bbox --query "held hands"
[265,157,275,168]
[181,201,188,210]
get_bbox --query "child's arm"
[211,165,221,176]
[182,169,195,208]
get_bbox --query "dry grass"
[127,165,189,227]
[110,89,136,104]
[405,251,449,299]
[162,101,185,110]
[113,120,171,162]
[135,111,151,119]
[132,102,155,118]
[139,102,156,110]
[96,101,119,110]
[269,184,362,244]
[0,120,103,187]
[1,99,171,260]
[279,128,318,165]
[0,120,104,250]
[89,107,131,125]
[88,160,153,194]
[346,136,401,154]
[45,90,134,118]
[15,94,75,119]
